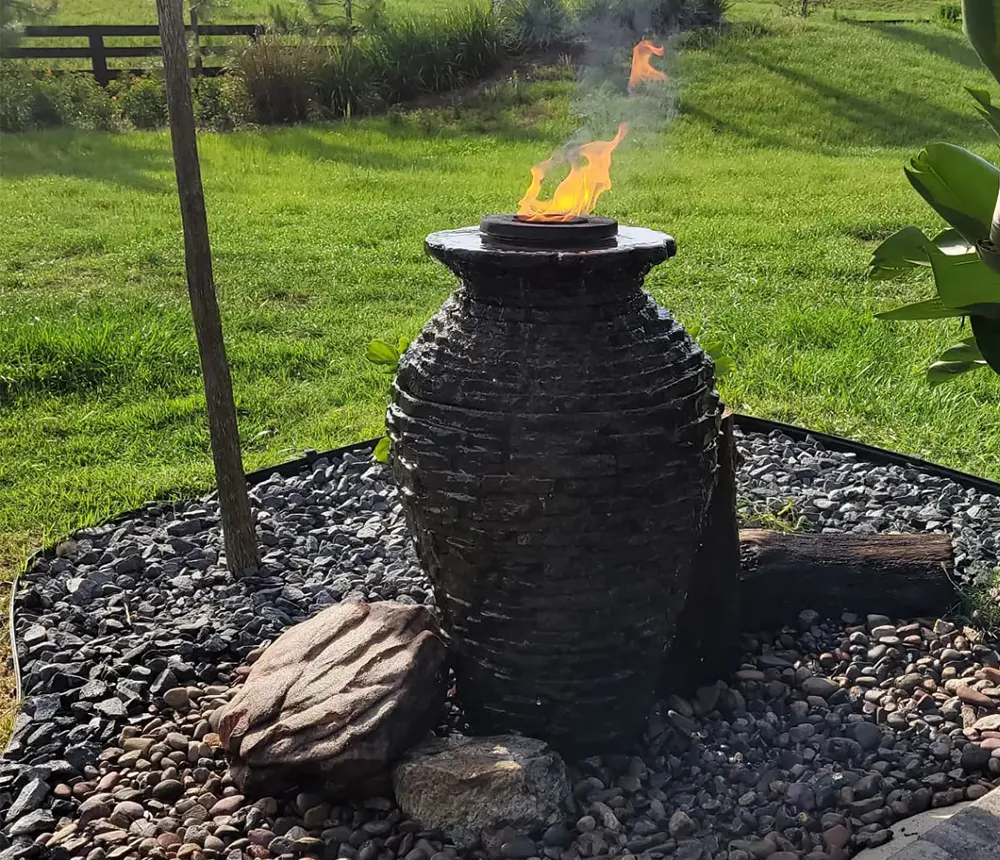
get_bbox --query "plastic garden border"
[8,415,1000,711]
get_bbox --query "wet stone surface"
[3,431,1000,859]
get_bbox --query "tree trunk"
[155,0,259,577]
[739,529,954,629]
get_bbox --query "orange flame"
[628,40,667,91]
[514,41,666,222]
[516,123,630,222]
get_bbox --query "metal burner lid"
[480,214,619,249]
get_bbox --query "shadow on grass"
[681,35,995,152]
[0,130,174,191]
[240,110,550,170]
[849,19,986,72]
[752,54,991,148]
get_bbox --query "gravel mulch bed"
[3,429,1000,860]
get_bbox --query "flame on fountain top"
[514,41,666,223]
[516,123,629,223]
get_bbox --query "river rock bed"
[3,429,1000,860]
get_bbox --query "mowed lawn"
[49,0,480,24]
[4,16,1000,581]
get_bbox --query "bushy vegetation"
[0,65,113,131]
[1,0,727,131]
[938,1,961,22]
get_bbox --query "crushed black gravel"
[3,429,1000,860]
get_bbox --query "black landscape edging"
[9,415,1000,706]
[734,414,1000,498]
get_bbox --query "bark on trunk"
[155,0,260,576]
[738,529,954,629]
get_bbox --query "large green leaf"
[869,226,932,280]
[933,228,976,255]
[972,314,1000,373]
[926,244,1000,309]
[963,0,1000,88]
[967,87,1000,140]
[927,358,987,384]
[876,297,967,320]
[904,142,1000,243]
[939,337,984,361]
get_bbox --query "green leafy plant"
[0,0,57,53]
[229,34,328,124]
[688,322,736,378]
[869,5,1000,385]
[365,336,409,463]
[0,65,113,132]
[505,0,569,50]
[960,566,1000,632]
[108,75,169,129]
[939,2,962,24]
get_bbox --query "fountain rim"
[424,222,677,260]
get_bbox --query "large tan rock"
[392,734,571,847]
[218,601,447,797]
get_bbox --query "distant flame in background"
[628,40,668,91]
[516,40,667,223]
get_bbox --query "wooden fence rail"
[1,16,263,84]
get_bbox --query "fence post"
[89,33,109,85]
[190,6,202,78]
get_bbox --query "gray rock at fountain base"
[217,600,447,798]
[392,734,572,848]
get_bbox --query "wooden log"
[664,410,742,690]
[738,529,954,630]
[156,0,260,577]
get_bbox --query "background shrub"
[0,65,112,131]
[1,0,727,131]
[194,74,244,128]
[578,0,728,34]
[108,75,168,129]
[229,34,328,124]
[938,2,961,24]
[506,0,570,50]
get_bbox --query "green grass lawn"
[48,0,477,24]
[4,14,1000,583]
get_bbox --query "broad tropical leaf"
[967,87,1000,139]
[926,244,1000,309]
[927,358,988,384]
[869,226,932,280]
[972,314,1000,373]
[933,228,976,255]
[876,297,966,320]
[904,142,1000,243]
[939,337,984,361]
[963,0,1000,88]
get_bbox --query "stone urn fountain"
[387,215,720,754]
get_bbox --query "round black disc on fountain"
[480,213,619,249]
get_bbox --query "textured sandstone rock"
[218,601,447,797]
[392,734,571,847]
